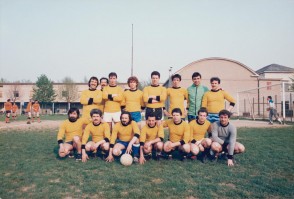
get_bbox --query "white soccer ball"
[120,154,133,166]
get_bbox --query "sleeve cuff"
[227,154,233,160]
[110,144,114,148]
[141,106,145,110]
[88,98,93,105]
[148,98,153,103]
[159,137,164,142]
[156,96,160,101]
[82,145,85,149]
[140,142,144,146]
[104,138,110,142]
[180,140,185,145]
[230,102,235,107]
[58,140,63,144]
[191,139,196,144]
[134,133,140,138]
[108,94,113,101]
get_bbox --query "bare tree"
[6,81,22,102]
[57,77,79,110]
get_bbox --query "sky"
[0,0,294,83]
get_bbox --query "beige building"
[0,82,128,114]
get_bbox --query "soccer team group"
[57,71,245,167]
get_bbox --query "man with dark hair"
[164,74,188,120]
[4,98,12,123]
[210,109,245,166]
[102,72,124,131]
[81,109,110,162]
[187,72,209,122]
[121,76,145,128]
[267,96,282,125]
[143,71,167,126]
[26,99,33,124]
[202,77,236,123]
[139,112,164,164]
[163,108,190,160]
[98,77,109,112]
[106,111,141,162]
[80,76,102,121]
[57,108,90,161]
[32,100,41,123]
[189,107,212,161]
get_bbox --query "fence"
[237,82,294,122]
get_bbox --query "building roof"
[256,64,294,74]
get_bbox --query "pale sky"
[0,0,294,83]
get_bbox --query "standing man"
[12,102,19,120]
[187,72,209,122]
[81,109,110,162]
[26,99,33,124]
[189,107,212,161]
[4,99,12,123]
[121,76,145,128]
[210,109,245,166]
[163,108,190,160]
[102,72,124,132]
[202,77,236,123]
[267,96,282,125]
[32,100,41,123]
[98,77,109,112]
[106,111,141,162]
[139,112,164,164]
[57,108,90,161]
[143,71,167,126]
[164,74,188,120]
[80,76,102,121]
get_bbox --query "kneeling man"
[139,112,164,164]
[57,108,90,161]
[106,111,141,162]
[210,109,245,166]
[163,108,190,160]
[82,109,111,162]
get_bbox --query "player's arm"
[57,122,66,153]
[223,91,236,112]
[80,91,92,105]
[81,126,91,162]
[227,125,237,166]
[201,93,208,108]
[158,87,167,102]
[112,87,123,102]
[126,122,140,154]
[106,125,118,162]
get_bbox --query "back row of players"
[57,71,245,166]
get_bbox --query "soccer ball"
[120,154,133,166]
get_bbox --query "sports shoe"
[133,156,139,163]
[68,151,74,158]
[268,121,273,125]
[75,153,82,161]
[278,118,283,124]
[144,153,152,160]
[180,155,187,162]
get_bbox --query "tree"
[33,74,56,104]
[57,77,79,110]
[6,81,22,101]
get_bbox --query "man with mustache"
[80,76,103,121]
[81,109,110,162]
[106,111,140,163]
[57,108,90,161]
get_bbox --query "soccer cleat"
[68,151,74,158]
[180,155,187,162]
[75,153,82,161]
[133,156,139,163]
[268,122,273,125]
[144,153,152,160]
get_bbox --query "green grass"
[0,127,294,198]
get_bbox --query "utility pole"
[131,24,134,76]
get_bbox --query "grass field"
[1,126,294,198]
[0,114,67,121]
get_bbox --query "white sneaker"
[278,118,282,124]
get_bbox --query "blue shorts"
[207,113,219,123]
[117,140,130,148]
[130,111,142,122]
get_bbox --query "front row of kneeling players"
[57,107,245,166]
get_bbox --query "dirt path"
[0,119,290,132]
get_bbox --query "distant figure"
[4,99,12,123]
[267,96,282,125]
[32,100,41,123]
[12,102,19,120]
[26,99,33,124]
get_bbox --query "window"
[62,91,68,97]
[13,91,19,97]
